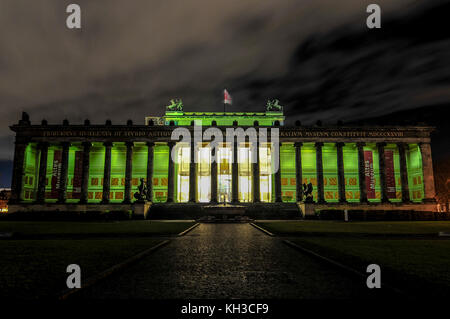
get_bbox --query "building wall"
[15,140,426,205]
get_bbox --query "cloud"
[0,0,449,160]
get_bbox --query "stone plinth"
[133,201,152,219]
[298,201,438,218]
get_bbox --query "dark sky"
[0,0,449,165]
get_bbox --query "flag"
[224,89,232,105]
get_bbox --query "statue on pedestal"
[166,98,183,111]
[303,182,314,203]
[134,178,150,202]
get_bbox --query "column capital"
[82,141,92,149]
[315,142,324,148]
[356,142,366,148]
[335,142,345,148]
[103,141,113,147]
[146,141,155,147]
[125,141,134,148]
[376,142,386,148]
[294,142,303,148]
[60,142,71,148]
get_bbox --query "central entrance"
[217,144,232,203]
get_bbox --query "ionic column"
[146,142,155,201]
[123,142,134,204]
[377,142,389,203]
[211,147,218,204]
[79,142,91,204]
[189,141,196,203]
[167,142,175,203]
[336,142,347,203]
[357,142,368,203]
[419,142,436,202]
[36,142,49,203]
[397,143,411,203]
[315,142,325,203]
[57,142,70,203]
[232,141,239,203]
[101,142,112,204]
[295,142,303,202]
[9,140,28,204]
[253,140,260,203]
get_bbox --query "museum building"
[7,103,437,217]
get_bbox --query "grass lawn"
[0,238,162,299]
[290,237,450,296]
[0,221,195,299]
[256,221,450,296]
[0,220,195,237]
[255,220,450,236]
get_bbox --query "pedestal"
[133,201,152,219]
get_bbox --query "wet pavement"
[77,223,385,299]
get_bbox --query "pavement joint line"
[178,222,200,236]
[58,239,171,300]
[283,239,405,296]
[250,222,275,236]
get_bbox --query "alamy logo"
[66,264,81,289]
[66,4,81,29]
[366,264,381,288]
[170,123,280,173]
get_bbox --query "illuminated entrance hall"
[8,105,438,216]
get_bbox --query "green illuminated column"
[123,142,134,204]
[189,141,196,203]
[101,142,112,204]
[211,147,218,204]
[397,143,411,203]
[232,141,239,203]
[36,142,49,203]
[295,142,303,202]
[57,142,70,203]
[9,140,28,204]
[377,142,389,202]
[357,142,368,203]
[274,142,282,203]
[315,142,325,203]
[167,142,175,203]
[419,142,436,202]
[253,141,260,203]
[336,142,346,203]
[79,142,91,204]
[146,142,155,201]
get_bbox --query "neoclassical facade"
[7,108,437,216]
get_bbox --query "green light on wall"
[343,143,359,202]
[22,143,38,202]
[301,143,317,202]
[280,144,296,202]
[88,142,106,203]
[153,144,169,202]
[322,143,338,203]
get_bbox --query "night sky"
[0,0,449,187]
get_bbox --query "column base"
[422,198,437,203]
